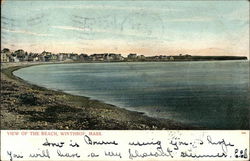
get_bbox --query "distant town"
[0,48,247,63]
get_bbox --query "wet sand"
[1,62,199,130]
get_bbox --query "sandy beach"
[1,62,198,130]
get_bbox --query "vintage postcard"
[1,0,249,160]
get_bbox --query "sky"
[1,0,249,57]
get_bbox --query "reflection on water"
[14,61,250,129]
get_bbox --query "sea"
[14,61,250,129]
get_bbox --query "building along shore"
[1,48,247,63]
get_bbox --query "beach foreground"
[1,63,197,130]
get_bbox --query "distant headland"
[1,48,247,63]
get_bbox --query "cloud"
[2,28,52,37]
[52,26,90,32]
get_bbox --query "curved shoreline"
[1,62,200,130]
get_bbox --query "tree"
[2,48,10,53]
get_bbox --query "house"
[58,53,69,60]
[146,56,160,61]
[104,53,111,61]
[50,54,58,61]
[128,53,137,59]
[9,56,20,62]
[44,55,51,62]
[28,56,36,62]
[43,54,58,62]
[159,55,168,60]
[169,56,174,61]
[137,55,146,60]
[28,53,37,61]
[41,51,52,56]
[1,52,9,62]
[114,54,124,61]
[107,53,124,61]
[79,54,89,61]
[58,54,64,61]
[14,49,29,61]
[29,53,39,62]
[69,53,79,61]
[90,54,105,61]
[38,55,45,62]
[88,53,124,61]
[1,48,12,62]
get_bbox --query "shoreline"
[1,62,201,130]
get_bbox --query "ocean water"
[14,61,250,129]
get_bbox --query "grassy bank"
[1,63,198,130]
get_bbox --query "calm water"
[14,61,250,129]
